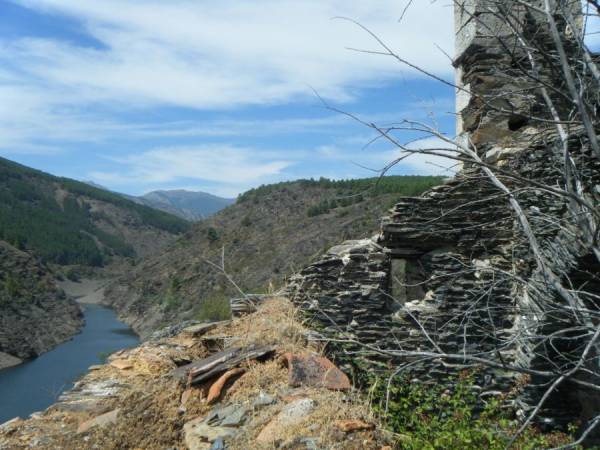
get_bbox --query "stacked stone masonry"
[288,0,600,438]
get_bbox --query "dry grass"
[0,297,390,450]
[228,384,387,450]
[220,298,389,449]
[213,296,318,355]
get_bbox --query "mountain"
[0,240,83,369]
[104,176,443,336]
[0,157,190,267]
[134,190,235,221]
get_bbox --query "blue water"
[0,304,139,423]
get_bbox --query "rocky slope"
[0,241,83,369]
[0,298,390,449]
[104,177,442,337]
[0,156,190,267]
[134,190,235,221]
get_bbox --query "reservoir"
[0,303,139,423]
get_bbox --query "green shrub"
[371,372,575,450]
[3,275,20,297]
[206,227,220,242]
[65,267,81,282]
[97,351,112,363]
[197,293,232,322]
[162,292,180,312]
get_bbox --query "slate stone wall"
[289,0,599,435]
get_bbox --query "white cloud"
[1,0,456,193]
[90,145,291,187]
[6,0,453,110]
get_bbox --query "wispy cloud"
[8,0,453,109]
[90,145,291,189]
[1,0,456,194]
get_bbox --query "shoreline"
[0,352,23,371]
[0,279,110,373]
[58,278,110,305]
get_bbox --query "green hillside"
[0,157,190,266]
[105,175,444,335]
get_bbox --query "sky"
[0,1,597,198]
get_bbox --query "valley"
[1,1,598,446]
[103,176,443,336]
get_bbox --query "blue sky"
[0,1,597,197]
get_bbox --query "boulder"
[280,353,351,391]
[110,359,133,370]
[256,398,316,443]
[77,408,120,434]
[184,417,236,448]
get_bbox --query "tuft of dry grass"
[213,297,318,355]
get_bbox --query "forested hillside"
[0,157,190,266]
[104,175,443,335]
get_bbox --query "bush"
[197,293,231,322]
[65,267,81,282]
[3,275,20,297]
[206,227,219,242]
[371,372,574,450]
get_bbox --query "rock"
[30,436,51,447]
[210,438,226,450]
[181,388,194,406]
[182,322,226,337]
[110,359,133,370]
[252,392,276,409]
[280,353,351,391]
[178,338,198,349]
[0,352,22,370]
[334,419,375,433]
[206,368,245,404]
[77,408,120,434]
[219,406,247,427]
[205,404,248,427]
[281,436,320,449]
[184,416,237,447]
[148,320,202,341]
[256,398,316,443]
[0,417,22,433]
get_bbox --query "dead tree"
[292,1,600,447]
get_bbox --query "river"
[0,282,139,423]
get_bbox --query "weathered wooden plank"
[190,345,276,385]
[173,344,277,385]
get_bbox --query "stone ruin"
[288,0,600,437]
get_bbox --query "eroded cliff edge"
[0,241,83,369]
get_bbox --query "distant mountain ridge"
[83,182,235,221]
[0,157,190,267]
[134,190,235,221]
